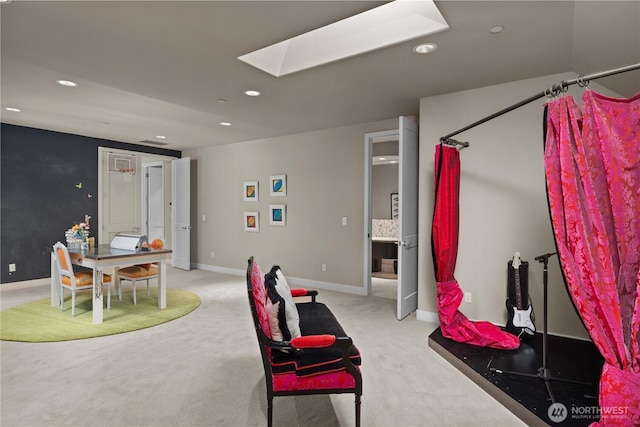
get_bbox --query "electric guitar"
[506,252,536,339]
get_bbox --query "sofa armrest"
[265,334,341,351]
[291,288,318,302]
[291,334,337,348]
[267,334,355,354]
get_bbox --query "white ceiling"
[1,1,638,152]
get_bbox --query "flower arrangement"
[65,215,91,248]
[72,214,91,239]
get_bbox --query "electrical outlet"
[464,292,472,303]
[210,252,215,259]
[321,264,327,272]
[8,263,16,273]
[202,214,207,222]
[342,217,348,226]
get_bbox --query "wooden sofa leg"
[355,394,361,427]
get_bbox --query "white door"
[397,117,418,320]
[99,149,141,243]
[143,163,165,242]
[171,157,191,270]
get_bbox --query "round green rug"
[0,288,201,342]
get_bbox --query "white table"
[51,244,172,324]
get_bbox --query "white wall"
[184,118,398,294]
[417,72,622,339]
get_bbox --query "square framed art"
[270,175,287,197]
[244,212,259,232]
[269,205,286,226]
[244,181,258,201]
[391,193,399,219]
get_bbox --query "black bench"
[246,257,362,426]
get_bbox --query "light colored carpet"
[0,266,525,427]
[371,272,397,280]
[371,277,397,300]
[0,288,201,342]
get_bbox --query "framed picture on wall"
[391,193,399,219]
[244,212,259,232]
[270,175,287,197]
[269,205,286,226]
[244,181,258,201]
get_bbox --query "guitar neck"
[514,268,523,310]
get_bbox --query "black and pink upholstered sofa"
[246,257,362,427]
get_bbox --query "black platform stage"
[429,327,604,426]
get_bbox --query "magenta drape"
[431,144,520,350]
[544,91,640,427]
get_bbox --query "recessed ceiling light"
[218,98,227,103]
[0,0,13,4]
[5,107,21,112]
[57,80,78,87]
[490,25,504,34]
[244,90,260,97]
[413,43,438,54]
[219,122,232,126]
[156,135,167,139]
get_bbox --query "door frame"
[363,128,400,296]
[97,147,142,244]
[364,118,419,319]
[98,147,176,246]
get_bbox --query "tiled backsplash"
[372,219,398,238]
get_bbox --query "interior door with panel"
[143,163,165,243]
[100,150,141,243]
[171,157,191,270]
[397,116,419,320]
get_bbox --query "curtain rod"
[440,63,640,147]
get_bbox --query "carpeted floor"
[371,277,397,299]
[1,266,526,427]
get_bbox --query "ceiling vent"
[138,139,169,146]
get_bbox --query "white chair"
[53,242,112,316]
[117,264,158,305]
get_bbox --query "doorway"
[364,117,419,320]
[98,148,176,247]
[371,139,399,299]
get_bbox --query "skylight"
[238,0,448,77]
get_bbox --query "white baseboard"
[1,277,50,291]
[417,309,439,323]
[194,263,367,296]
[286,276,368,296]
[194,263,245,277]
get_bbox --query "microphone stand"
[490,251,590,404]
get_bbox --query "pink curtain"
[432,144,520,350]
[544,90,640,427]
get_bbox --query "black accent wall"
[0,123,181,284]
